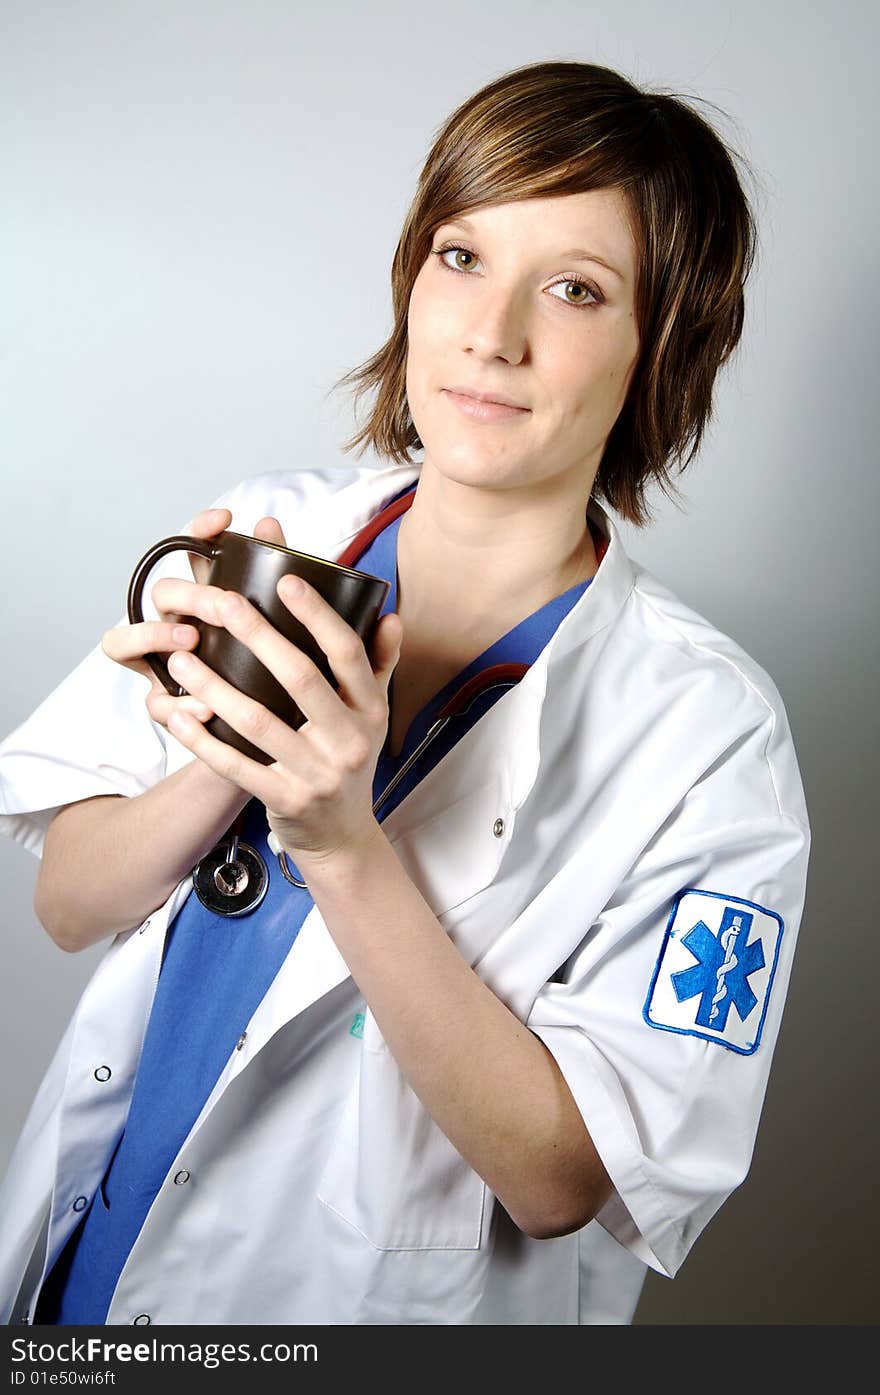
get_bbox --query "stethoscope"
[192,661,529,913]
[191,484,532,916]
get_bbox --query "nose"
[461,282,528,365]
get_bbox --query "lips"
[445,385,528,409]
[442,389,530,422]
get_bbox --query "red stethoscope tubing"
[371,660,531,815]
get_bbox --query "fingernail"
[174,625,198,643]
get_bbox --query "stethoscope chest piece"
[192,835,269,916]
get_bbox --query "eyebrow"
[440,217,626,282]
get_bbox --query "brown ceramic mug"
[127,530,390,765]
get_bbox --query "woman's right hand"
[101,508,288,736]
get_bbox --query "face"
[405,189,640,498]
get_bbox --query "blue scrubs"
[35,484,597,1324]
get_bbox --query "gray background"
[1,0,876,1325]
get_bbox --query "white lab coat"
[0,461,811,1326]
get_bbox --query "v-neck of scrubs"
[356,485,599,769]
[386,652,485,762]
[383,579,592,762]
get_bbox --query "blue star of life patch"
[643,888,784,1054]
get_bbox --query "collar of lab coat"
[198,462,640,1082]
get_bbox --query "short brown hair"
[329,59,761,528]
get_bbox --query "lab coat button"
[235,1033,247,1051]
[72,1196,88,1212]
[94,1066,112,1082]
[138,918,151,935]
[132,1314,151,1325]
[173,1169,190,1185]
[493,818,505,837]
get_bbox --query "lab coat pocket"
[383,772,511,919]
[316,1036,488,1251]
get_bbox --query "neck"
[395,462,598,628]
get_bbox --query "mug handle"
[126,535,220,697]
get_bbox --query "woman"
[0,60,810,1325]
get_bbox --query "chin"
[420,449,516,488]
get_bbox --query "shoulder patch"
[643,888,784,1055]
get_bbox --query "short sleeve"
[525,717,811,1279]
[0,473,301,861]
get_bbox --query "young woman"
[0,60,810,1326]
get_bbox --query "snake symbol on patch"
[709,915,743,1024]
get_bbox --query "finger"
[208,586,357,731]
[147,690,215,725]
[253,516,288,548]
[163,657,324,794]
[185,508,232,585]
[164,703,283,804]
[186,507,232,538]
[370,612,404,692]
[102,620,201,666]
[150,577,232,626]
[273,575,386,714]
[165,641,334,781]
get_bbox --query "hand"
[100,511,287,748]
[156,570,404,867]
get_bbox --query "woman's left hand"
[156,533,403,869]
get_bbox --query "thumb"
[373,612,404,686]
[254,515,288,547]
